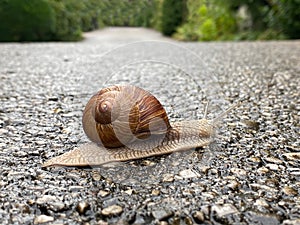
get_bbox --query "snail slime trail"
[42,85,240,167]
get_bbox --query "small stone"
[242,119,260,130]
[179,169,199,178]
[193,211,204,223]
[69,186,84,191]
[266,163,279,171]
[50,202,65,211]
[208,168,218,175]
[244,211,280,224]
[34,215,54,224]
[254,198,269,207]
[35,140,47,145]
[159,222,168,225]
[36,195,57,204]
[248,157,261,164]
[101,205,123,216]
[62,111,81,118]
[53,108,62,114]
[76,201,89,214]
[257,167,269,174]
[62,127,72,134]
[264,156,283,164]
[162,174,174,182]
[212,204,238,218]
[283,153,300,161]
[97,220,109,225]
[152,189,160,196]
[152,209,173,220]
[98,190,110,198]
[282,186,298,196]
[124,189,133,195]
[140,160,156,166]
[92,171,102,181]
[282,219,300,225]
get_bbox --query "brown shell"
[82,85,171,148]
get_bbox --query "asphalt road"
[0,27,300,225]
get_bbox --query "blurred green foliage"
[0,0,299,41]
[160,0,187,36]
[175,0,300,41]
[100,0,157,27]
[266,0,300,39]
[174,0,236,41]
[0,0,158,41]
[0,0,55,41]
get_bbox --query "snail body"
[43,85,237,167]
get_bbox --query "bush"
[48,0,83,41]
[0,0,55,41]
[175,0,237,41]
[160,0,187,36]
[225,0,300,40]
[80,0,105,32]
[268,0,300,39]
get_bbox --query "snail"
[42,85,240,167]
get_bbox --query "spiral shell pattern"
[82,85,171,148]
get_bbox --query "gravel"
[0,27,300,224]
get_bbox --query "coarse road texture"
[0,27,300,225]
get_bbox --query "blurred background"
[0,0,299,42]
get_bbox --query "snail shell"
[43,85,240,167]
[82,85,171,148]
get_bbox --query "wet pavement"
[0,27,300,224]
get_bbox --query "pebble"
[264,156,283,164]
[69,186,85,192]
[283,153,300,161]
[151,189,160,196]
[98,190,110,198]
[282,186,298,196]
[179,169,199,178]
[36,195,58,204]
[34,215,54,224]
[162,174,174,182]
[248,156,261,164]
[242,119,260,130]
[101,205,123,216]
[212,204,238,218]
[254,198,269,207]
[282,219,300,225]
[76,201,89,214]
[50,202,65,211]
[266,163,279,171]
[35,140,47,145]
[92,171,102,181]
[244,211,280,224]
[152,209,173,220]
[193,211,204,223]
[257,167,269,174]
[124,189,133,195]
